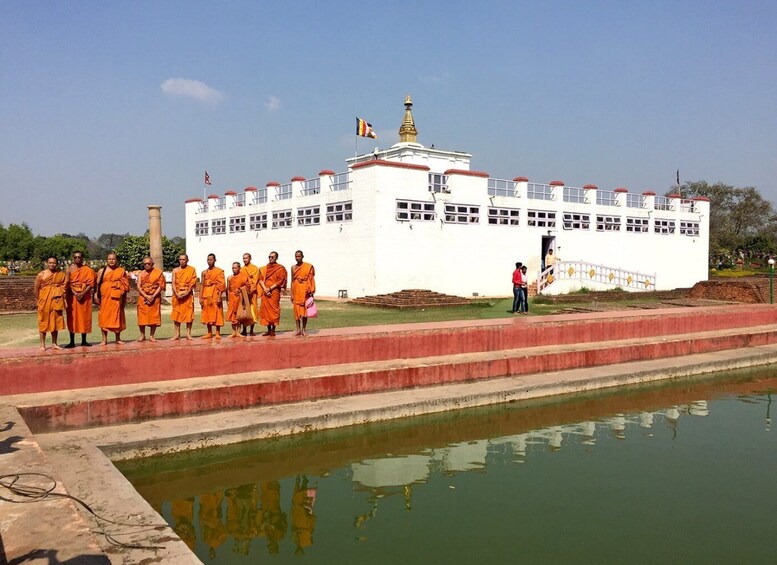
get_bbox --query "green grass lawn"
[0,298,574,349]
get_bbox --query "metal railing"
[196,202,209,214]
[233,193,245,207]
[251,189,268,204]
[213,197,226,211]
[527,183,554,201]
[626,193,644,209]
[596,190,618,206]
[330,172,351,191]
[302,178,320,196]
[654,196,673,211]
[276,183,293,200]
[537,260,656,294]
[488,178,518,198]
[563,186,587,204]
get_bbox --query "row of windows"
[195,202,353,235]
[199,203,699,236]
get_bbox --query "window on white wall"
[428,173,449,193]
[326,201,353,222]
[626,217,648,233]
[562,212,590,230]
[211,218,226,235]
[488,207,520,225]
[596,215,621,231]
[680,221,699,236]
[396,200,435,222]
[229,216,246,233]
[654,218,675,234]
[297,206,321,226]
[272,209,292,229]
[195,221,209,236]
[444,204,479,224]
[250,213,267,231]
[527,210,556,228]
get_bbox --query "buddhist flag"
[356,117,377,139]
[205,171,212,185]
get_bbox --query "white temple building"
[185,96,709,297]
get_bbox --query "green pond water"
[118,368,777,564]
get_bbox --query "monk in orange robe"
[172,254,198,340]
[227,261,250,338]
[65,250,95,348]
[291,475,316,555]
[290,250,316,336]
[240,253,260,336]
[95,252,129,346]
[200,253,226,339]
[34,256,68,351]
[259,251,287,337]
[136,256,166,342]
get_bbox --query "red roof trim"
[549,180,565,186]
[513,176,529,182]
[444,168,489,178]
[266,181,280,187]
[185,198,203,203]
[318,169,336,176]
[290,176,306,182]
[642,191,656,196]
[614,187,628,193]
[224,190,237,196]
[244,186,257,192]
[667,193,682,199]
[583,184,598,190]
[693,196,711,202]
[207,194,219,199]
[351,159,430,172]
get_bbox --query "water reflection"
[120,370,777,562]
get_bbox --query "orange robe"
[291,262,316,320]
[227,271,250,323]
[259,263,287,326]
[240,263,260,323]
[37,271,67,332]
[137,268,165,327]
[291,482,316,551]
[97,266,128,332]
[66,265,95,334]
[172,265,197,323]
[200,267,225,326]
[198,491,228,555]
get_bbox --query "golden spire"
[398,93,418,143]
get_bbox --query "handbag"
[236,287,254,325]
[305,296,318,318]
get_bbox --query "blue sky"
[2,1,776,238]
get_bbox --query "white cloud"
[264,95,281,112]
[161,78,223,104]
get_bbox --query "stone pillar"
[148,205,163,270]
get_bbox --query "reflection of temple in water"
[130,381,774,561]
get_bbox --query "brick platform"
[350,289,477,308]
[0,276,36,311]
[4,304,777,432]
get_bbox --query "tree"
[115,234,185,271]
[32,235,86,262]
[674,181,777,261]
[2,223,35,261]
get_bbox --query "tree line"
[676,181,777,267]
[0,223,185,271]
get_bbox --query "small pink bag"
[305,296,318,318]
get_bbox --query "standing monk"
[34,257,68,351]
[200,253,226,339]
[227,262,250,338]
[259,251,287,337]
[137,256,166,342]
[65,251,95,347]
[240,253,260,336]
[172,254,197,340]
[94,252,129,346]
[290,250,316,336]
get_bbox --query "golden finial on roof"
[398,93,418,143]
